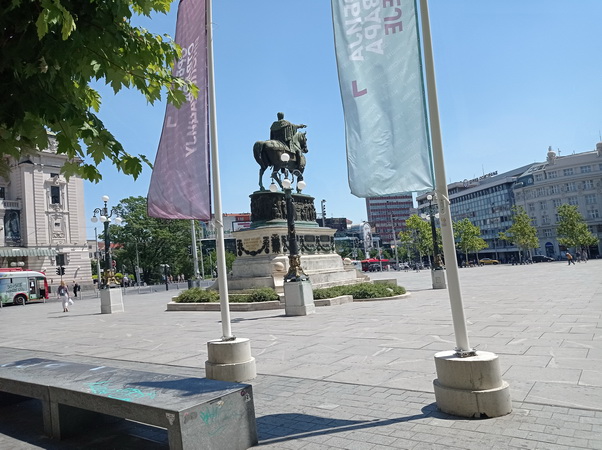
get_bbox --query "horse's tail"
[253,141,267,168]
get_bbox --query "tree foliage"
[499,206,539,256]
[398,214,432,261]
[108,196,191,283]
[453,218,487,262]
[0,0,197,181]
[556,204,598,251]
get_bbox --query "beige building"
[0,138,93,286]
[511,143,602,258]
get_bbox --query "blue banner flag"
[147,0,211,220]
[331,0,434,197]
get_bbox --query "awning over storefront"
[0,248,58,257]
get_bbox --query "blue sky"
[85,0,602,238]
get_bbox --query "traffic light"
[187,245,193,255]
[56,267,61,275]
[56,266,65,276]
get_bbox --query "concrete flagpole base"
[205,338,256,383]
[433,350,512,418]
[100,288,124,314]
[284,279,315,316]
[431,268,446,289]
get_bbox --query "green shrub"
[313,282,405,300]
[247,287,279,302]
[175,287,279,303]
[174,288,219,303]
[230,288,280,303]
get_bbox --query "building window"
[50,186,60,204]
[553,199,562,208]
[583,180,594,190]
[588,209,600,219]
[555,213,560,222]
[580,165,591,173]
[0,187,4,199]
[547,171,557,179]
[563,168,574,176]
[531,217,538,226]
[586,194,597,205]
[541,215,550,225]
[543,229,553,237]
[528,203,536,213]
[566,182,577,192]
[568,197,579,206]
[535,174,544,182]
[539,201,547,210]
[549,185,560,195]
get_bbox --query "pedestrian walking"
[72,281,80,298]
[566,252,575,265]
[57,281,70,312]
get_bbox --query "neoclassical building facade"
[0,138,93,285]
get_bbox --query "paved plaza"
[0,260,601,449]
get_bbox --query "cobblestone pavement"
[0,260,601,449]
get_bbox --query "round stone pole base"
[205,338,256,383]
[433,350,511,418]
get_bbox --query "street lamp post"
[90,195,122,289]
[270,154,314,316]
[90,195,124,314]
[389,212,400,268]
[270,171,308,283]
[425,193,446,289]
[160,264,170,291]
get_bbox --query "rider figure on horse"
[270,112,306,159]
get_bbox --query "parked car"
[479,258,500,265]
[532,255,554,262]
[368,264,382,272]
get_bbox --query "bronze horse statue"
[253,131,307,192]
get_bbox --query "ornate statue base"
[219,191,367,294]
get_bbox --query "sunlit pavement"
[1,260,601,449]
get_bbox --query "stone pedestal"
[284,280,315,316]
[433,350,512,418]
[205,338,256,383]
[100,288,124,314]
[215,191,366,293]
[227,225,364,293]
[431,268,446,289]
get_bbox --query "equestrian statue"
[253,112,308,192]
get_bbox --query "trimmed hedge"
[174,287,279,303]
[174,288,219,303]
[313,282,405,300]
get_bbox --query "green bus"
[0,269,49,307]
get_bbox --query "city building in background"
[513,144,602,258]
[418,165,534,262]
[416,143,602,261]
[0,137,93,285]
[365,194,413,245]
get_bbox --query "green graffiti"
[87,381,156,402]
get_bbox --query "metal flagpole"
[206,0,233,340]
[419,0,472,354]
[190,220,200,279]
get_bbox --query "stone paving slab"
[0,260,601,448]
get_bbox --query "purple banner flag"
[147,0,211,220]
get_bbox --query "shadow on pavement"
[255,407,442,446]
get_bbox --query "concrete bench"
[0,357,257,449]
